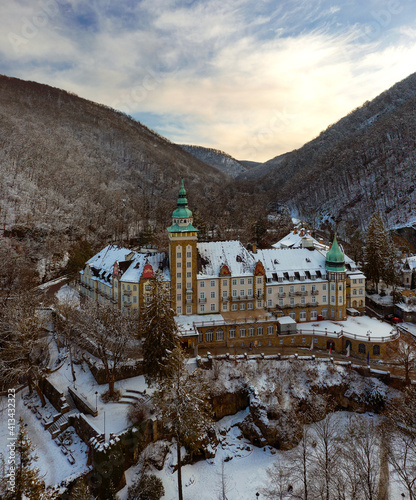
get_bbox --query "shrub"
[127,474,165,500]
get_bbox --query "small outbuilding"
[276,316,297,335]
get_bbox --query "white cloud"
[0,0,416,161]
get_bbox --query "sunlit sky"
[1,0,416,161]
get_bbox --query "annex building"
[79,180,392,358]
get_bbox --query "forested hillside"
[180,144,248,178]
[240,72,416,236]
[0,76,249,280]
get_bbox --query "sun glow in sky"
[1,0,416,161]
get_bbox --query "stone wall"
[85,357,144,385]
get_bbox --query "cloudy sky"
[1,0,416,161]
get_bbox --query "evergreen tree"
[153,346,213,500]
[140,271,179,386]
[8,418,53,500]
[127,473,164,500]
[363,212,389,293]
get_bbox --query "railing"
[192,321,399,343]
[123,290,132,296]
[311,290,319,296]
[278,292,286,298]
[198,298,207,303]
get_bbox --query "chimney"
[300,228,305,236]
[293,227,298,234]
[252,243,257,254]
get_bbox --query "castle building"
[79,180,378,356]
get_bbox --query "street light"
[95,391,98,412]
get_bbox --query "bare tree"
[261,460,292,500]
[386,333,416,384]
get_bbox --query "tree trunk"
[177,440,183,500]
[69,344,76,382]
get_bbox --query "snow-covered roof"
[255,248,327,282]
[197,241,256,278]
[85,245,169,283]
[273,230,323,249]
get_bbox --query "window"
[311,284,316,292]
[257,277,262,284]
[211,291,216,298]
[229,328,236,339]
[187,282,192,289]
[216,329,224,341]
[200,305,205,313]
[312,296,316,304]
[353,289,357,295]
[177,294,182,301]
[187,305,192,314]
[240,327,246,337]
[210,303,216,311]
[232,289,237,297]
[338,284,343,291]
[358,343,366,354]
[268,299,272,306]
[198,332,203,343]
[338,295,343,304]
[223,280,228,286]
[290,285,295,293]
[187,262,191,268]
[177,252,181,258]
[177,306,182,314]
[322,295,327,303]
[248,278,253,285]
[187,272,191,278]
[133,285,137,291]
[145,284,151,291]
[302,337,306,343]
[240,303,245,310]
[359,279,363,284]
[223,291,227,297]
[200,281,205,288]
[331,283,335,291]
[248,326,255,336]
[289,312,296,320]
[177,273,181,278]
[187,252,191,258]
[247,289,253,297]
[177,283,181,290]
[177,262,181,268]
[211,280,215,287]
[200,291,205,299]
[322,308,327,318]
[311,309,317,320]
[331,295,335,304]
[247,302,254,310]
[300,311,307,321]
[301,297,306,305]
[301,285,306,292]
[280,339,284,345]
[323,284,327,291]
[240,278,245,285]
[290,297,295,306]
[206,330,213,342]
[257,326,263,336]
[223,303,228,311]
[268,287,272,295]
[232,279,237,286]
[257,300,262,307]
[133,296,137,303]
[267,325,273,335]
[240,289,245,296]
[279,299,283,307]
[373,345,380,355]
[232,303,238,311]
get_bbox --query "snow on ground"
[0,390,89,487]
[118,411,409,500]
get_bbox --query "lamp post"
[95,391,98,412]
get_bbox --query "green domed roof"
[172,178,193,218]
[326,235,345,272]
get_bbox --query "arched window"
[358,343,366,354]
[229,328,236,339]
[240,327,246,337]
[216,329,224,341]
[205,330,213,342]
[373,345,380,355]
[257,326,263,336]
[248,326,255,337]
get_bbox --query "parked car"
[384,314,403,324]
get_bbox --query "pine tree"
[9,418,53,500]
[153,346,213,500]
[127,473,164,500]
[140,271,179,386]
[364,212,389,293]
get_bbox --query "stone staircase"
[118,389,150,405]
[47,409,78,439]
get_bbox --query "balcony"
[124,302,132,308]
[289,291,295,297]
[278,292,286,298]
[295,291,308,296]
[124,290,132,296]
[186,298,193,304]
[198,298,207,303]
[311,290,319,295]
